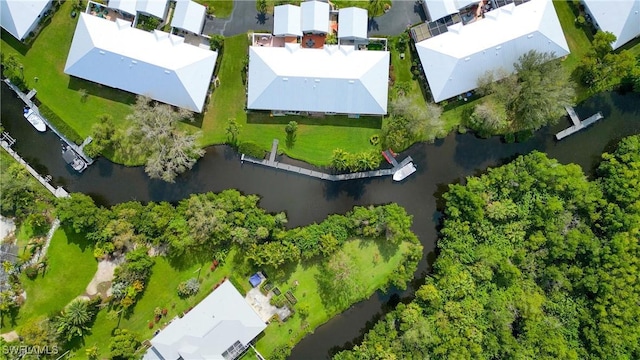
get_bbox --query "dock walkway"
[4,79,94,165]
[1,140,69,198]
[241,139,413,181]
[555,106,604,140]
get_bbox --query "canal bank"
[1,82,639,358]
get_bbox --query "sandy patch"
[85,258,122,298]
[0,330,19,342]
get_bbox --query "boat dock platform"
[3,79,95,166]
[555,106,604,140]
[241,139,415,182]
[1,138,69,198]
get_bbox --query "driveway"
[203,0,273,36]
[369,0,428,36]
[203,0,426,37]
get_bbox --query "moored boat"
[61,143,87,173]
[393,162,417,182]
[22,107,47,132]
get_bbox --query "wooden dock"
[1,140,69,198]
[241,139,414,181]
[555,106,604,140]
[3,79,94,166]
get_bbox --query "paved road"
[203,0,426,37]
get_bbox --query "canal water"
[2,83,639,358]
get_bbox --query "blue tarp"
[249,273,262,287]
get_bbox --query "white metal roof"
[423,0,479,21]
[64,13,217,112]
[274,4,302,36]
[135,0,168,18]
[247,44,389,115]
[415,0,569,102]
[171,0,206,34]
[143,281,266,360]
[338,7,368,40]
[108,0,137,15]
[583,0,640,49]
[0,0,50,40]
[301,0,330,33]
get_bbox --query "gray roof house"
[143,280,266,360]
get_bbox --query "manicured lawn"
[74,248,244,359]
[0,1,135,141]
[200,34,381,166]
[255,238,411,356]
[0,228,96,332]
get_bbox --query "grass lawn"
[72,237,414,359]
[200,34,381,166]
[0,227,96,333]
[195,0,234,19]
[74,248,245,359]
[0,1,135,141]
[255,238,411,357]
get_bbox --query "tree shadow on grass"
[369,237,399,262]
[63,226,93,252]
[247,112,383,129]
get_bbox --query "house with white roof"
[248,2,389,116]
[0,0,52,41]
[64,12,217,112]
[108,0,138,16]
[143,280,266,360]
[248,44,389,115]
[582,0,640,50]
[273,4,302,37]
[422,0,480,21]
[414,0,569,102]
[171,0,206,34]
[338,7,368,41]
[135,0,168,19]
[301,0,330,33]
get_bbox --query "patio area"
[245,286,291,323]
[87,2,134,23]
[252,34,290,48]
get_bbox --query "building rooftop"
[301,0,330,33]
[273,4,303,37]
[171,0,206,34]
[582,0,640,50]
[64,13,217,112]
[0,0,50,41]
[338,7,368,40]
[144,280,266,360]
[415,0,569,102]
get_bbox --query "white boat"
[22,108,47,132]
[393,162,417,182]
[61,143,87,173]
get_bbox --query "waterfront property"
[247,1,390,116]
[64,12,217,112]
[143,280,266,360]
[581,0,640,50]
[412,0,569,102]
[0,0,52,41]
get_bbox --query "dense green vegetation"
[336,135,640,359]
[5,189,420,359]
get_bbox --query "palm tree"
[57,299,92,341]
[368,0,385,18]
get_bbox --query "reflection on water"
[1,83,638,359]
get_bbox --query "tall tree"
[125,96,205,183]
[579,31,638,92]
